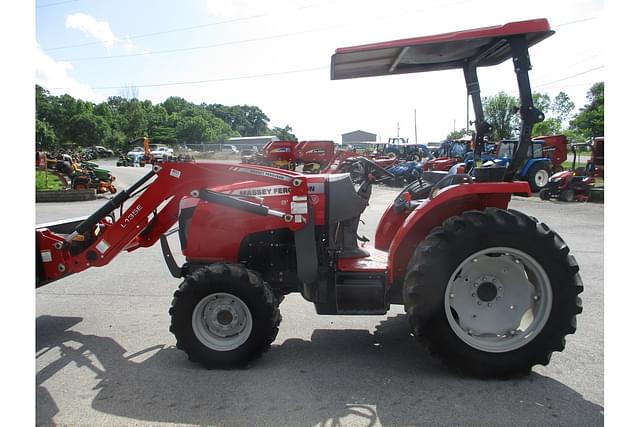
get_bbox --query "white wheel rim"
[535,169,549,187]
[192,293,253,351]
[444,247,552,353]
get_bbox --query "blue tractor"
[384,137,432,161]
[482,139,552,192]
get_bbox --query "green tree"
[162,96,191,115]
[532,118,561,137]
[68,111,111,145]
[570,82,604,139]
[446,128,472,140]
[36,119,57,148]
[483,92,519,140]
[176,116,210,143]
[271,125,296,140]
[551,91,575,123]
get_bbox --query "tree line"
[447,82,604,142]
[35,85,297,151]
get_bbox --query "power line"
[41,0,352,51]
[46,0,470,58]
[535,66,604,89]
[50,66,329,91]
[42,12,270,51]
[37,0,80,8]
[555,16,599,27]
[56,2,470,62]
[532,82,597,92]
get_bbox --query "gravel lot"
[36,162,604,426]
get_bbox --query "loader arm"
[36,162,310,287]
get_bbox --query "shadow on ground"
[36,314,603,426]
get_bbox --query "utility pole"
[397,122,400,138]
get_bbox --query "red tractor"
[36,19,582,378]
[294,140,337,173]
[535,134,568,172]
[247,140,298,170]
[539,143,595,202]
[424,138,474,172]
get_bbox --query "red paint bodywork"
[295,140,336,168]
[183,175,328,262]
[374,181,531,284]
[424,157,458,172]
[535,134,568,171]
[36,163,310,285]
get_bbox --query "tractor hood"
[331,19,553,80]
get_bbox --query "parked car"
[126,146,145,156]
[92,145,114,158]
[221,144,239,154]
[151,146,174,161]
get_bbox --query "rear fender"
[387,181,530,285]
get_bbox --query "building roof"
[342,130,377,143]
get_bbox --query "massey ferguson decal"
[228,185,292,197]
[228,166,292,182]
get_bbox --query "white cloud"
[122,35,135,54]
[35,44,101,102]
[65,13,117,51]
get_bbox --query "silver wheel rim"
[535,169,549,188]
[192,293,253,351]
[445,247,552,353]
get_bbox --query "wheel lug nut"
[488,303,492,307]
[473,258,478,263]
[533,295,539,301]
[472,293,476,297]
[477,301,482,306]
[510,305,515,310]
[449,293,455,299]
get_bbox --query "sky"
[34,0,605,143]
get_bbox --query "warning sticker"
[170,169,181,178]
[291,202,308,214]
[96,240,110,254]
[41,250,52,263]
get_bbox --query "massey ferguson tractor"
[36,19,582,377]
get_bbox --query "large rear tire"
[169,263,281,368]
[403,208,583,377]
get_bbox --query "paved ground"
[36,162,604,426]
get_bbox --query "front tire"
[403,208,583,377]
[539,188,551,200]
[169,263,281,368]
[559,189,575,202]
